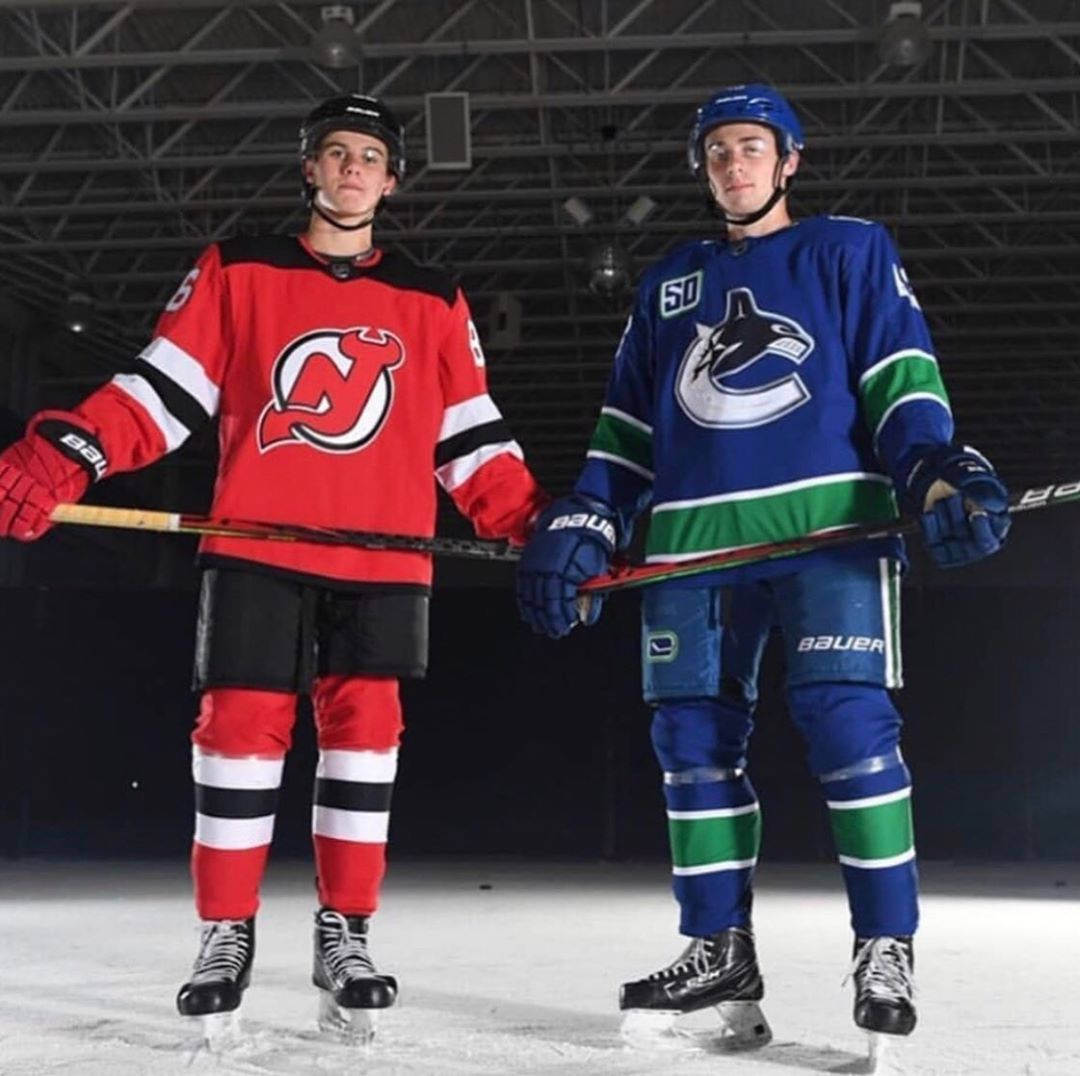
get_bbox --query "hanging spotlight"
[311,4,359,69]
[623,195,657,227]
[61,291,93,334]
[562,196,594,226]
[879,2,931,67]
[588,242,631,297]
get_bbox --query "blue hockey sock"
[652,700,760,936]
[821,749,919,937]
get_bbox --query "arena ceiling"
[1,0,1078,513]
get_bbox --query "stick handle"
[50,503,182,533]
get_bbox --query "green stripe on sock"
[668,808,761,869]
[829,795,913,863]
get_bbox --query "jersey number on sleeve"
[165,268,201,312]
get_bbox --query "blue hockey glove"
[906,445,1010,569]
[516,494,617,638]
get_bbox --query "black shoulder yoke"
[217,235,457,305]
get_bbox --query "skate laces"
[190,919,250,985]
[846,937,914,1003]
[317,910,376,984]
[650,937,712,982]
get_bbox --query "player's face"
[306,130,397,219]
[702,122,798,216]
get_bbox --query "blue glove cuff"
[533,493,618,556]
[905,443,1006,515]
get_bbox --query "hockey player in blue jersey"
[516,85,1010,1058]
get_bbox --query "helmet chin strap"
[711,157,793,227]
[309,187,377,232]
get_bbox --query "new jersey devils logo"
[257,327,405,453]
[675,287,815,429]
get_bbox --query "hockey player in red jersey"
[0,93,547,1044]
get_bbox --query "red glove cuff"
[25,410,106,498]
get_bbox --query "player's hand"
[0,432,91,541]
[0,440,61,540]
[516,494,617,637]
[907,445,1010,568]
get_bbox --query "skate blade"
[317,989,379,1047]
[619,1009,683,1048]
[865,1031,907,1074]
[713,1000,772,1051]
[620,1002,771,1053]
[192,1008,243,1051]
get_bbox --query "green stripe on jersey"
[829,793,913,863]
[588,410,652,473]
[859,351,950,441]
[647,474,898,559]
[668,807,761,870]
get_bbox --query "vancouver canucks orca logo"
[258,327,405,453]
[675,287,815,428]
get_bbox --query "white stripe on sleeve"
[138,336,221,417]
[111,373,191,451]
[438,394,502,442]
[436,440,524,492]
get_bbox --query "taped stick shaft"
[50,503,183,533]
[48,503,522,562]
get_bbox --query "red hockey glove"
[0,416,100,541]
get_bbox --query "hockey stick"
[47,503,523,562]
[47,477,1080,583]
[577,478,1080,597]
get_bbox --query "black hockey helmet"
[299,94,406,182]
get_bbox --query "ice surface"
[1,859,1077,1075]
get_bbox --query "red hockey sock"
[192,841,272,921]
[311,676,401,913]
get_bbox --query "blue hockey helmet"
[687,84,805,177]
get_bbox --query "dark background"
[2,500,1077,866]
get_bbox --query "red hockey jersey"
[58,236,545,587]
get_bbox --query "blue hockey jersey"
[575,215,954,581]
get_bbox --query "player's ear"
[302,156,317,184]
[782,149,800,180]
[382,172,398,199]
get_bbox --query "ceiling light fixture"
[312,4,359,69]
[879,2,931,68]
[562,196,594,226]
[61,291,93,334]
[588,242,631,298]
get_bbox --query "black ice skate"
[313,907,397,1045]
[619,926,772,1050]
[176,917,254,1046]
[850,935,916,1070]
